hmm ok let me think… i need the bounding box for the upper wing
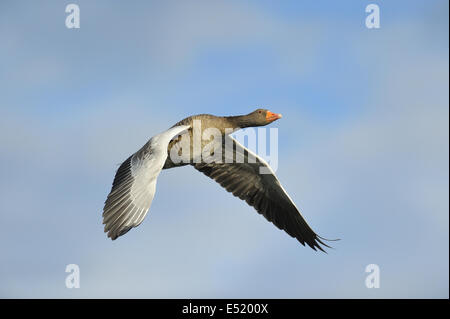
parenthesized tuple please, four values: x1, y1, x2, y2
(193, 135, 331, 251)
(103, 125, 190, 240)
(102, 149, 158, 240)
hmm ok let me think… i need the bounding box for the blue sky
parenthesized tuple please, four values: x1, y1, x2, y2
(0, 0, 448, 298)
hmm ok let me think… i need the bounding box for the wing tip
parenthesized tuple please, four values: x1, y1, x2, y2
(103, 224, 118, 240)
(310, 235, 340, 253)
(103, 218, 135, 241)
(107, 233, 118, 240)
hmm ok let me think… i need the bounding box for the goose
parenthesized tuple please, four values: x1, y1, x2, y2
(103, 109, 333, 251)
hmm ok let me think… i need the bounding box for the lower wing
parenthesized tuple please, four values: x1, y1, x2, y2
(193, 135, 333, 251)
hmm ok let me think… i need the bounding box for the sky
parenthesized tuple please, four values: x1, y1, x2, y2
(0, 0, 448, 298)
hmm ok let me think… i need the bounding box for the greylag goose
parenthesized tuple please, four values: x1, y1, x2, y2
(103, 109, 333, 251)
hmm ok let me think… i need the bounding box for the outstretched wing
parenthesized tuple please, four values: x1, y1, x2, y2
(103, 125, 190, 240)
(102, 150, 158, 240)
(193, 135, 331, 251)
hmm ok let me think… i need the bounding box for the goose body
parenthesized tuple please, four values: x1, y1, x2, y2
(103, 109, 333, 251)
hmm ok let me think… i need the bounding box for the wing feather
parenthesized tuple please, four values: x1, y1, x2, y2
(102, 125, 190, 240)
(193, 135, 332, 251)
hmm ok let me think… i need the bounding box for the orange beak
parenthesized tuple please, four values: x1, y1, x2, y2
(266, 111, 283, 122)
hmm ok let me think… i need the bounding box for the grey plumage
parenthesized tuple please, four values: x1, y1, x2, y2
(103, 125, 190, 240)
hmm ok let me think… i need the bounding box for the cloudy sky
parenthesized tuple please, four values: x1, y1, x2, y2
(0, 0, 448, 298)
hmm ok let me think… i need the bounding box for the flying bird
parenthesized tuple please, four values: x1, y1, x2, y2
(103, 109, 333, 251)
